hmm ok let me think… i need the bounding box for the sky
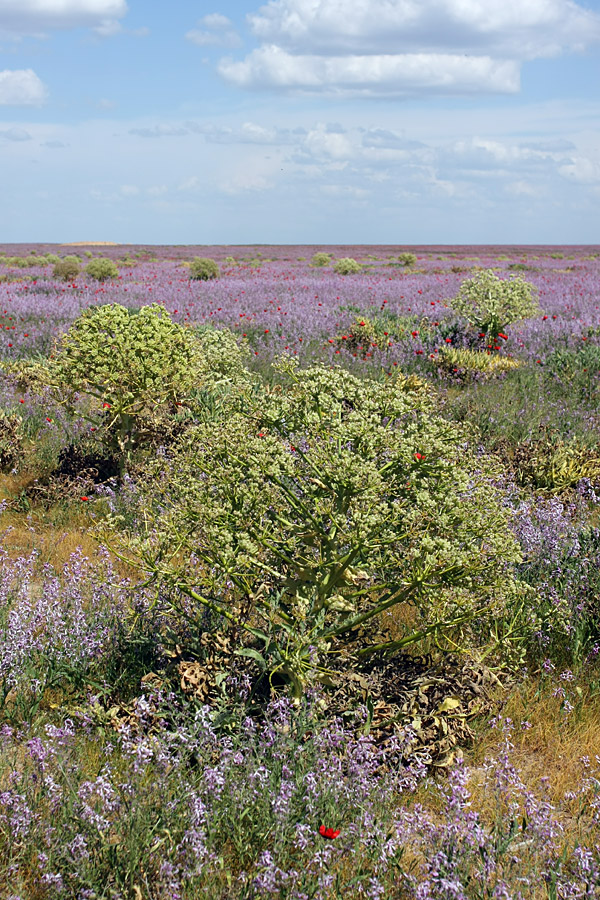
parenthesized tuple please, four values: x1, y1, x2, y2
(0, 0, 599, 245)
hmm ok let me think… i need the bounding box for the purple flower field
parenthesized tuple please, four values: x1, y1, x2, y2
(1, 244, 599, 368)
(0, 244, 599, 898)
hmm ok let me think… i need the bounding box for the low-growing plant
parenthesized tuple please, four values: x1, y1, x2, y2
(333, 257, 362, 275)
(52, 256, 81, 281)
(335, 316, 385, 358)
(436, 348, 523, 380)
(189, 257, 219, 280)
(0, 408, 24, 472)
(449, 269, 541, 347)
(107, 358, 523, 698)
(513, 436, 600, 493)
(84, 257, 119, 281)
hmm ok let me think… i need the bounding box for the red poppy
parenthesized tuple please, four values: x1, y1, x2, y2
(414, 452, 426, 461)
(319, 825, 340, 840)
(80, 496, 89, 502)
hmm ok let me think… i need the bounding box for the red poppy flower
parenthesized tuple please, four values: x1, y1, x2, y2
(80, 496, 89, 502)
(414, 452, 426, 461)
(319, 825, 340, 839)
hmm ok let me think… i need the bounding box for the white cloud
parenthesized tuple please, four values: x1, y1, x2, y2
(220, 172, 272, 194)
(0, 126, 32, 141)
(218, 47, 520, 96)
(186, 28, 241, 47)
(92, 17, 122, 37)
(0, 69, 47, 105)
(248, 0, 600, 57)
(506, 180, 542, 197)
(200, 13, 234, 29)
(186, 12, 240, 47)
(129, 124, 188, 138)
(559, 156, 600, 183)
(0, 0, 128, 36)
(219, 0, 600, 95)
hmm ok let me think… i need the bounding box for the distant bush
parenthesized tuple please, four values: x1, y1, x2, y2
(398, 252, 417, 267)
(333, 257, 362, 275)
(449, 269, 541, 346)
(311, 252, 331, 267)
(85, 258, 119, 281)
(45, 254, 60, 265)
(189, 257, 219, 281)
(53, 257, 80, 281)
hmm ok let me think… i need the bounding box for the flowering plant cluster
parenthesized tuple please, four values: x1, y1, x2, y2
(41, 303, 203, 469)
(108, 356, 522, 697)
(449, 269, 542, 347)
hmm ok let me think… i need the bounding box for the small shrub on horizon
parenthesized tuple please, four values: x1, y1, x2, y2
(189, 257, 219, 281)
(85, 257, 119, 281)
(398, 251, 417, 267)
(311, 252, 332, 267)
(333, 257, 362, 275)
(52, 256, 81, 281)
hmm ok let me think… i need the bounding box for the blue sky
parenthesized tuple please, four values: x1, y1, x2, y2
(1, 0, 599, 244)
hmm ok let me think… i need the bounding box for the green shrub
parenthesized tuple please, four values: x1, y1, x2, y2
(189, 257, 219, 281)
(311, 252, 331, 267)
(449, 269, 541, 345)
(45, 254, 60, 265)
(109, 358, 522, 698)
(333, 257, 362, 275)
(85, 258, 119, 281)
(397, 252, 417, 267)
(53, 257, 81, 281)
(43, 304, 204, 469)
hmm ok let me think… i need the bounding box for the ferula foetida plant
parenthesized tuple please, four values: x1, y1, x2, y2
(450, 269, 541, 345)
(44, 304, 203, 467)
(108, 358, 522, 697)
